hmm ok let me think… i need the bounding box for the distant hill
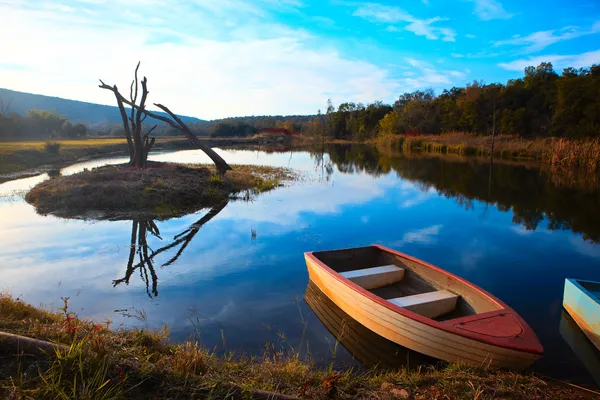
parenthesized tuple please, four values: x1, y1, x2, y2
(0, 88, 205, 125)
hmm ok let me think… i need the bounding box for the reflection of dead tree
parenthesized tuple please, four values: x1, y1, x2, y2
(113, 220, 161, 297)
(113, 202, 228, 297)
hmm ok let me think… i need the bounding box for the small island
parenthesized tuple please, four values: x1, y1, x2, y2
(23, 64, 296, 220)
(25, 162, 294, 220)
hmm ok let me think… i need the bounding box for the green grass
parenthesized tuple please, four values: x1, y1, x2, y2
(0, 295, 597, 400)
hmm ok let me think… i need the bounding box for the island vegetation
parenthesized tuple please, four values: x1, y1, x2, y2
(25, 162, 293, 220)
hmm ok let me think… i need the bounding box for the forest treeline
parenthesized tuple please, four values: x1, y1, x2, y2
(304, 62, 600, 140)
(2, 62, 599, 141)
(0, 102, 312, 140)
(0, 108, 88, 140)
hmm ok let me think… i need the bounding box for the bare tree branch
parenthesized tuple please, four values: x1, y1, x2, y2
(111, 84, 135, 163)
(154, 103, 231, 174)
(129, 62, 140, 138)
(99, 70, 231, 173)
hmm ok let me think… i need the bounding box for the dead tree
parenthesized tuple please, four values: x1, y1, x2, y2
(99, 63, 231, 173)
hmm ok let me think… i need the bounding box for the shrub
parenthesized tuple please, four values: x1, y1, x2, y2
(44, 141, 60, 154)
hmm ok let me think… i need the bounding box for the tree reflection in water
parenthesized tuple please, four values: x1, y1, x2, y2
(309, 144, 600, 243)
(113, 201, 228, 297)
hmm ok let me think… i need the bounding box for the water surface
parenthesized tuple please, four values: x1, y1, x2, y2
(0, 145, 599, 385)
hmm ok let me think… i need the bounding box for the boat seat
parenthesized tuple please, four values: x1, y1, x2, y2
(389, 290, 458, 319)
(340, 265, 405, 290)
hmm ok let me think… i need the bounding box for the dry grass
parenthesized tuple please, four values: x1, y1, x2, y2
(24, 162, 296, 220)
(0, 137, 260, 177)
(375, 133, 548, 160)
(375, 133, 600, 172)
(0, 139, 132, 177)
(542, 138, 600, 172)
(0, 295, 597, 400)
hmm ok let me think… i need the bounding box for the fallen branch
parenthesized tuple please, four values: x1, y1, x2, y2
(0, 331, 68, 356)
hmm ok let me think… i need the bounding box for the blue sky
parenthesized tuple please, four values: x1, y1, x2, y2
(0, 0, 599, 119)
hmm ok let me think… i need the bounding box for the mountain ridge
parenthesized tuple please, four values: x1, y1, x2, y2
(0, 88, 205, 125)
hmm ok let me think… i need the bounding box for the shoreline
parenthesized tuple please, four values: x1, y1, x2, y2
(1, 134, 598, 186)
(1, 294, 598, 399)
(0, 136, 293, 180)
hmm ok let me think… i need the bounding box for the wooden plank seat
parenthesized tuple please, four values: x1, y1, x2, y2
(389, 290, 458, 319)
(340, 265, 405, 290)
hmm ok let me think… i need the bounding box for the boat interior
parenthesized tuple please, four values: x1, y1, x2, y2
(312, 246, 502, 322)
(579, 280, 600, 300)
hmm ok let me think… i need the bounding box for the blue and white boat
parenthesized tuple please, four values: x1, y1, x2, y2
(563, 279, 600, 351)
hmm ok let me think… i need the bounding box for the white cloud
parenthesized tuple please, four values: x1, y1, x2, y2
(405, 57, 430, 68)
(398, 58, 467, 90)
(353, 3, 413, 23)
(0, 1, 399, 119)
(459, 238, 487, 270)
(465, 34, 477, 39)
(469, 0, 512, 21)
(353, 3, 455, 42)
(569, 236, 600, 258)
(494, 22, 600, 53)
(510, 225, 534, 236)
(395, 224, 443, 246)
(498, 49, 600, 71)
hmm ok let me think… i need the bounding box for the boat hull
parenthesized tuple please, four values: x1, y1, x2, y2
(559, 310, 600, 387)
(563, 279, 600, 352)
(305, 250, 540, 369)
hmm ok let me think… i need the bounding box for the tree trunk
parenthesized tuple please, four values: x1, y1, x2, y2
(154, 103, 231, 174)
(99, 63, 231, 173)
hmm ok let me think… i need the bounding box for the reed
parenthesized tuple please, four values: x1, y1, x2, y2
(543, 138, 600, 172)
(375, 133, 600, 175)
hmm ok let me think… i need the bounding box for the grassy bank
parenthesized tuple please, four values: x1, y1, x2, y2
(0, 136, 297, 179)
(374, 133, 600, 173)
(25, 163, 295, 220)
(0, 295, 596, 399)
(0, 138, 132, 178)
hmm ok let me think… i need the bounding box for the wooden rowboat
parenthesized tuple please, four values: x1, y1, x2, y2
(304, 245, 543, 369)
(304, 280, 435, 369)
(563, 278, 600, 352)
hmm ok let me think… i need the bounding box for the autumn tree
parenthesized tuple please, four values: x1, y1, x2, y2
(378, 112, 401, 136)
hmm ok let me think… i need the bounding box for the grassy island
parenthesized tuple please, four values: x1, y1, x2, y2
(24, 162, 295, 220)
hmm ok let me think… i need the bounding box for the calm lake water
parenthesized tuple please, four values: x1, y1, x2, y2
(1, 145, 599, 386)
